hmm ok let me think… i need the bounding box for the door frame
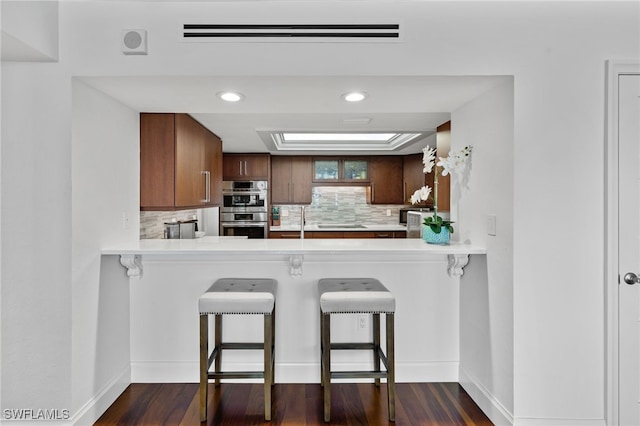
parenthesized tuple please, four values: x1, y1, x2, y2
(605, 60, 640, 426)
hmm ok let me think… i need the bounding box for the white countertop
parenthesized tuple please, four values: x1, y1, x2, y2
(103, 236, 485, 256)
(103, 236, 485, 278)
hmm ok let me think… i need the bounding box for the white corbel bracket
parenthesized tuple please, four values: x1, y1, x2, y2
(120, 254, 143, 278)
(288, 255, 304, 278)
(447, 254, 469, 277)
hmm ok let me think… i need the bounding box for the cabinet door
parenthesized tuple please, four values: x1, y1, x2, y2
(271, 156, 312, 204)
(140, 113, 176, 209)
(223, 154, 244, 180)
(175, 114, 206, 207)
(290, 156, 312, 203)
(368, 157, 404, 204)
(271, 156, 292, 204)
(204, 130, 223, 206)
(309, 231, 343, 238)
(403, 153, 427, 205)
(245, 154, 270, 180)
(269, 231, 301, 239)
(223, 154, 270, 180)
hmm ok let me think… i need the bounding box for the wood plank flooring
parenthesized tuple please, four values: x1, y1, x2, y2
(95, 382, 493, 425)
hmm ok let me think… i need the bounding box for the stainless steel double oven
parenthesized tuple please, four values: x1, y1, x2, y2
(220, 180, 268, 239)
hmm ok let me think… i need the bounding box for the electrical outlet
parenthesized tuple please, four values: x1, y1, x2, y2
(357, 315, 367, 332)
(487, 214, 497, 236)
(386, 209, 391, 216)
(122, 212, 129, 230)
(281, 209, 289, 217)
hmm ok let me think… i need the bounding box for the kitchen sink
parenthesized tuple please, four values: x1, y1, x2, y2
(317, 224, 367, 229)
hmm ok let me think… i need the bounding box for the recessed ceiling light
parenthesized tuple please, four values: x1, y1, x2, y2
(217, 91, 244, 102)
(342, 92, 368, 102)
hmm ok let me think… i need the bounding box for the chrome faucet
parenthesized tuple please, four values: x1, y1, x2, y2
(300, 206, 305, 239)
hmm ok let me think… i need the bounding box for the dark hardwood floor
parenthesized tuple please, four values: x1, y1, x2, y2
(95, 382, 493, 425)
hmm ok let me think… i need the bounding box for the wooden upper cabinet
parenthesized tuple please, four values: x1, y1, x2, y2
(140, 113, 176, 209)
(271, 156, 312, 204)
(403, 153, 427, 205)
(204, 129, 223, 206)
(367, 156, 404, 204)
(140, 113, 223, 210)
(223, 154, 270, 180)
(175, 114, 205, 207)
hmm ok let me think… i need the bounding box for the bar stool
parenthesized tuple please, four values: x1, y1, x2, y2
(199, 278, 277, 422)
(318, 278, 396, 422)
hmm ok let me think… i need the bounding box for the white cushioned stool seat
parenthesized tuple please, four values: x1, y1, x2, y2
(199, 278, 277, 314)
(318, 278, 395, 314)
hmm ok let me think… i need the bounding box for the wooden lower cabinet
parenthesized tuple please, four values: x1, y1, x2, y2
(269, 231, 302, 239)
(270, 230, 406, 239)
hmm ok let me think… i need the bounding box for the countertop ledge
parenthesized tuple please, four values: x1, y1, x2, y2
(103, 237, 485, 279)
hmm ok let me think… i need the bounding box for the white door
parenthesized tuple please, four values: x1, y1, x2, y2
(619, 73, 640, 426)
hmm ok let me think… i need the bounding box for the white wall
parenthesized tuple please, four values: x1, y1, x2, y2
(1, 1, 59, 62)
(0, 1, 638, 425)
(2, 63, 73, 415)
(455, 80, 515, 424)
(71, 80, 138, 421)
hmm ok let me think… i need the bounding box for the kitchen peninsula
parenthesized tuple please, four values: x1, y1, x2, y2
(102, 237, 485, 384)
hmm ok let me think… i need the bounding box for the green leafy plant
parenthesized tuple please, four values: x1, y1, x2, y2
(410, 145, 472, 234)
(423, 214, 454, 234)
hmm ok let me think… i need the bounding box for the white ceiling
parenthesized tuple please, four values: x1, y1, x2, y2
(80, 75, 506, 155)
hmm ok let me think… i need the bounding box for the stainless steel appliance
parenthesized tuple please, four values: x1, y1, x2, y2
(220, 180, 268, 239)
(399, 207, 431, 225)
(164, 222, 180, 239)
(164, 220, 197, 239)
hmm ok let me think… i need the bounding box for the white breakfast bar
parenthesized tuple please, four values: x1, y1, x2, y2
(102, 237, 486, 384)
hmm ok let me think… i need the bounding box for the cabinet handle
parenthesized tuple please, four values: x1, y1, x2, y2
(239, 161, 243, 176)
(202, 171, 211, 203)
(243, 161, 248, 176)
(371, 183, 375, 202)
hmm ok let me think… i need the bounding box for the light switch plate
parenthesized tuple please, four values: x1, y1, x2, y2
(487, 214, 497, 236)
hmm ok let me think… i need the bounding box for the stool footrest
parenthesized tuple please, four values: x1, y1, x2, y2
(331, 371, 389, 380)
(331, 343, 377, 350)
(208, 371, 265, 380)
(219, 342, 265, 350)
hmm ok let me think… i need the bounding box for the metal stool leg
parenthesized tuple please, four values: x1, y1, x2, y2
(386, 313, 396, 422)
(373, 313, 381, 387)
(199, 315, 208, 422)
(214, 314, 222, 387)
(272, 303, 276, 387)
(322, 313, 331, 422)
(264, 313, 273, 421)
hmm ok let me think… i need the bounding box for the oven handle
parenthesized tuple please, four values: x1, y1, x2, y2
(221, 222, 267, 228)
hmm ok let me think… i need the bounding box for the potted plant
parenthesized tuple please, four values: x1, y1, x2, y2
(410, 145, 472, 244)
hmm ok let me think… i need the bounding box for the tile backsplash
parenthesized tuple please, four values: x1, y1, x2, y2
(275, 186, 403, 227)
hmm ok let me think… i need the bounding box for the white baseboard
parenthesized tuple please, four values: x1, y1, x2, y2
(71, 366, 131, 426)
(132, 360, 459, 383)
(459, 367, 513, 426)
(513, 418, 605, 426)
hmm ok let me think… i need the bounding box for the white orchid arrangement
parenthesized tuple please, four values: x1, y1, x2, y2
(411, 145, 473, 234)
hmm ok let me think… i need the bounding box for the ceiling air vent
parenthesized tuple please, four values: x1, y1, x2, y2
(181, 24, 400, 42)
